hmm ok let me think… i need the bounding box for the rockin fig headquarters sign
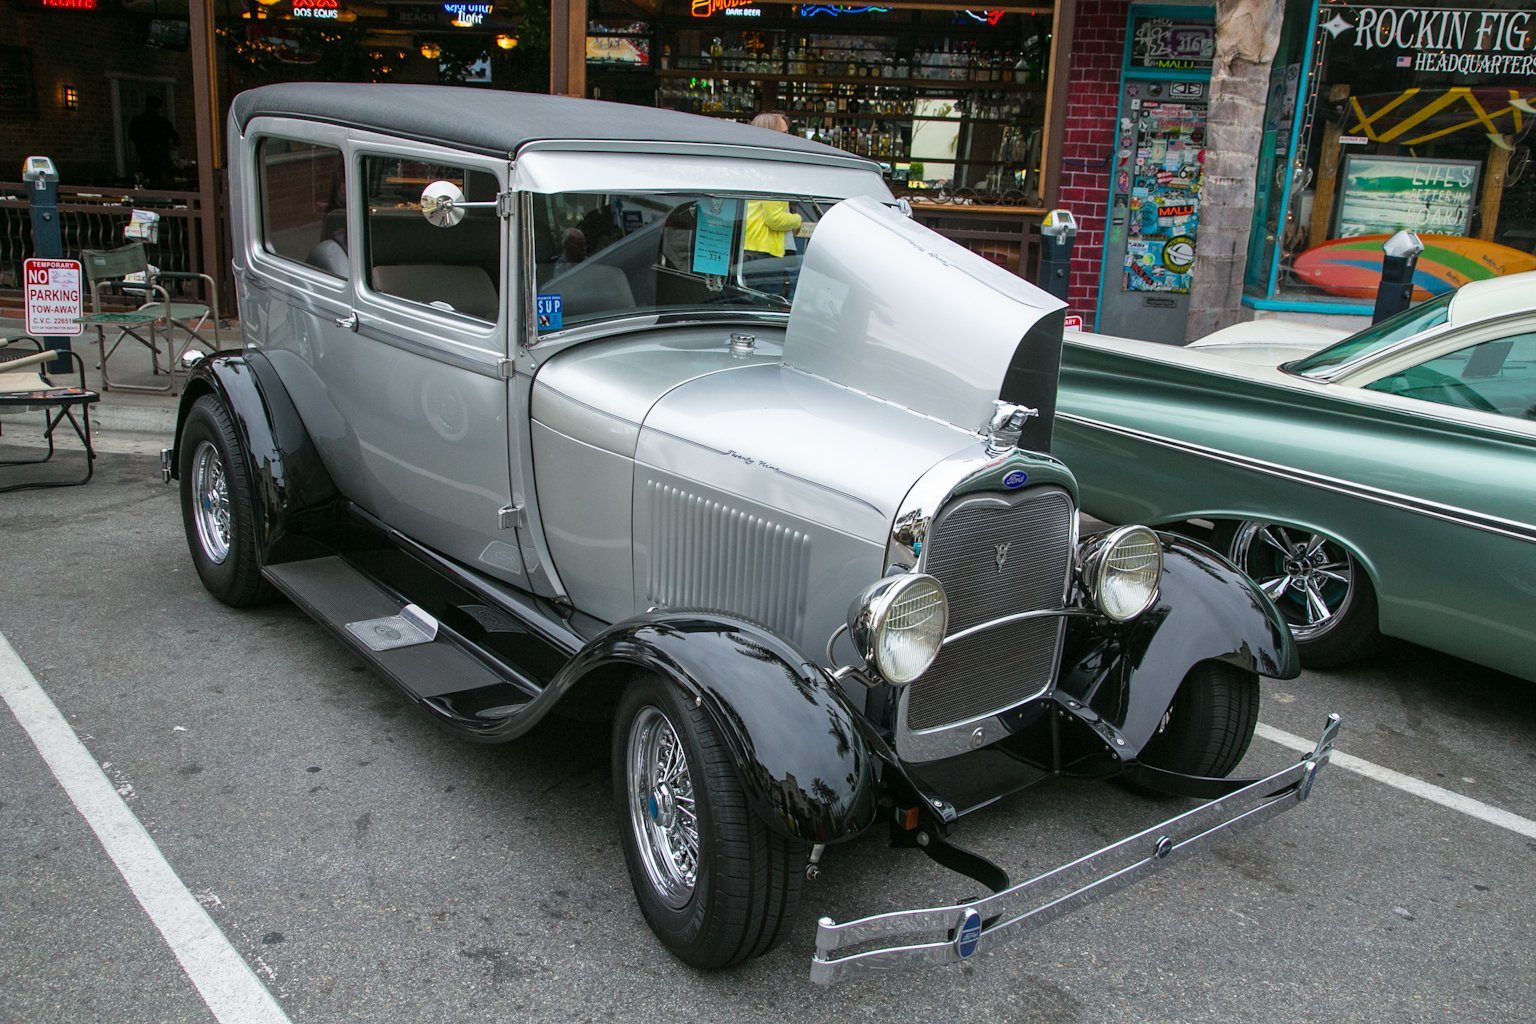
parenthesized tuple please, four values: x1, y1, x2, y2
(23, 258, 83, 337)
(1320, 3, 1536, 75)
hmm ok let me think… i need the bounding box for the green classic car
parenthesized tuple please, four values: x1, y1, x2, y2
(1056, 272, 1536, 679)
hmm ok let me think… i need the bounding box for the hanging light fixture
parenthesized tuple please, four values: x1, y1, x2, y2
(419, 41, 442, 59)
(495, 33, 518, 49)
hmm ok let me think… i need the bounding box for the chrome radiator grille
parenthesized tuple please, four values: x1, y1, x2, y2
(903, 487, 1075, 733)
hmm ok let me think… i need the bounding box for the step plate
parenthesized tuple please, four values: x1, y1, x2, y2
(264, 556, 504, 700)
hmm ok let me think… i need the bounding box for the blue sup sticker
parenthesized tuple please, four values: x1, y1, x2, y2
(536, 294, 563, 331)
(1002, 469, 1028, 489)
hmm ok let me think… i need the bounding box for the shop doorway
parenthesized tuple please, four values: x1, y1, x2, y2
(109, 75, 179, 186)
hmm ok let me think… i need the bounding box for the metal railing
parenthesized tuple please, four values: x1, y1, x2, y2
(0, 183, 212, 305)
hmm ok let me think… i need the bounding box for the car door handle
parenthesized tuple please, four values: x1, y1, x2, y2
(334, 312, 359, 331)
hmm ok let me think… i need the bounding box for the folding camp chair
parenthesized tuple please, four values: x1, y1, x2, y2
(0, 336, 99, 493)
(78, 241, 221, 394)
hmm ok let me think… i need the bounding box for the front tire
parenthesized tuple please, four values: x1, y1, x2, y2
(1138, 661, 1259, 778)
(613, 675, 805, 969)
(1221, 520, 1379, 668)
(178, 394, 274, 607)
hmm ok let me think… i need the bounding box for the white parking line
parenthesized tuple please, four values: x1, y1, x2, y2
(1257, 722, 1536, 840)
(0, 632, 292, 1024)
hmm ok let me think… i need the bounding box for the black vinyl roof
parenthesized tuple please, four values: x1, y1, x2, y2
(231, 83, 863, 164)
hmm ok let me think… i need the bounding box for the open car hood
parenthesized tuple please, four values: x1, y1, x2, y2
(783, 196, 1065, 435)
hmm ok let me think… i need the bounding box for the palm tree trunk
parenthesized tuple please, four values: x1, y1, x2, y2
(1184, 0, 1284, 341)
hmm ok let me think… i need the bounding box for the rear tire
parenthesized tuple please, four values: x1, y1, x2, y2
(178, 394, 275, 607)
(1138, 661, 1259, 778)
(613, 674, 805, 969)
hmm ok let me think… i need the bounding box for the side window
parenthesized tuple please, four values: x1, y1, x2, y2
(256, 138, 347, 277)
(1365, 331, 1536, 420)
(361, 156, 501, 323)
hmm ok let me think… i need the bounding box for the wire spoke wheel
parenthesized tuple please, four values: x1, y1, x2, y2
(190, 440, 231, 565)
(177, 394, 275, 607)
(612, 675, 806, 969)
(626, 706, 700, 909)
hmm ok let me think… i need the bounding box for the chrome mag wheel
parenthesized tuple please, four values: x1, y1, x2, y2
(626, 705, 699, 909)
(1229, 521, 1353, 641)
(190, 439, 231, 565)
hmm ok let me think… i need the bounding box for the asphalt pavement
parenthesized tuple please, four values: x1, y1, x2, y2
(2, 337, 1534, 1023)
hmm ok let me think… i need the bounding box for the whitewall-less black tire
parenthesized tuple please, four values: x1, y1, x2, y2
(613, 674, 806, 969)
(178, 395, 275, 608)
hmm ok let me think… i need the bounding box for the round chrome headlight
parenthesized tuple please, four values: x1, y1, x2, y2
(1085, 526, 1162, 622)
(847, 573, 949, 685)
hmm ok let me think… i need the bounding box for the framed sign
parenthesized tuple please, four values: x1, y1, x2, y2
(1335, 154, 1480, 237)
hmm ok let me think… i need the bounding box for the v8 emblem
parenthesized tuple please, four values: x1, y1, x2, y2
(994, 542, 1010, 573)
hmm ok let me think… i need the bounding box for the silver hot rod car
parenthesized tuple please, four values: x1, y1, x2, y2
(165, 83, 1337, 981)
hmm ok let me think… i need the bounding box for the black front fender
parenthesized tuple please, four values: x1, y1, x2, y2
(172, 352, 339, 563)
(1061, 534, 1297, 754)
(562, 613, 880, 846)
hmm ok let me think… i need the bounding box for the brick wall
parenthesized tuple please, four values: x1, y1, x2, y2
(1, 5, 195, 184)
(1058, 0, 1129, 320)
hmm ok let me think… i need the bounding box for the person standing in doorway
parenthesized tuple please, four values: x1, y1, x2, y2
(129, 95, 180, 189)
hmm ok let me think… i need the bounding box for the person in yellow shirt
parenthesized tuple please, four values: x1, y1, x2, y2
(744, 112, 803, 259)
(744, 112, 804, 296)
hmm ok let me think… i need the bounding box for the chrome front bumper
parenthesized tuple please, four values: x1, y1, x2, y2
(809, 714, 1341, 983)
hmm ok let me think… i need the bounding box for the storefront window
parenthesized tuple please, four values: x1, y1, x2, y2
(1253, 0, 1536, 308)
(588, 0, 1054, 197)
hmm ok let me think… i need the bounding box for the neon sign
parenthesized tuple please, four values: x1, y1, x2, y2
(794, 5, 892, 16)
(443, 1, 491, 25)
(39, 0, 98, 9)
(692, 0, 756, 16)
(962, 10, 1006, 25)
(293, 0, 339, 19)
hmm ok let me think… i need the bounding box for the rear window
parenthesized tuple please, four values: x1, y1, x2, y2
(256, 138, 346, 274)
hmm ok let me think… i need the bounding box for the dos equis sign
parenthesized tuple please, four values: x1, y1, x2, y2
(1320, 3, 1536, 75)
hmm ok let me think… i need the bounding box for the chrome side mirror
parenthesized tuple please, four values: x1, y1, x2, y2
(419, 180, 500, 228)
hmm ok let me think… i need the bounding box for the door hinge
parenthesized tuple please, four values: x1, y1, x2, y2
(498, 504, 524, 530)
(496, 191, 515, 219)
(497, 357, 514, 379)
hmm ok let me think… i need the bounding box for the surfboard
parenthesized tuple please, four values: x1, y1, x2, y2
(1291, 234, 1536, 301)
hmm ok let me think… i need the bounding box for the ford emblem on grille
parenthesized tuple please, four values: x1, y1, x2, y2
(994, 542, 1010, 573)
(1002, 469, 1028, 488)
(954, 907, 983, 959)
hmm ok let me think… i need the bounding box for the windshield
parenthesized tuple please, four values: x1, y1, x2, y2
(1287, 292, 1454, 378)
(530, 190, 829, 333)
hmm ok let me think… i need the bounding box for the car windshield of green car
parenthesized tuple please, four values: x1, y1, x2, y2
(1286, 291, 1454, 378)
(530, 190, 827, 333)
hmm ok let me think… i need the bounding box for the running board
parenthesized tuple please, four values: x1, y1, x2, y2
(264, 556, 535, 733)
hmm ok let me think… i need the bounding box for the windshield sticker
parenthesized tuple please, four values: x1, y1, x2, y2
(536, 294, 563, 331)
(692, 198, 740, 276)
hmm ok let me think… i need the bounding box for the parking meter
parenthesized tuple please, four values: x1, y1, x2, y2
(23, 156, 62, 258)
(1039, 209, 1078, 303)
(1372, 229, 1423, 324)
(23, 156, 73, 372)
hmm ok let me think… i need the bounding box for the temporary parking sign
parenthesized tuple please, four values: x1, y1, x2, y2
(23, 258, 84, 337)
